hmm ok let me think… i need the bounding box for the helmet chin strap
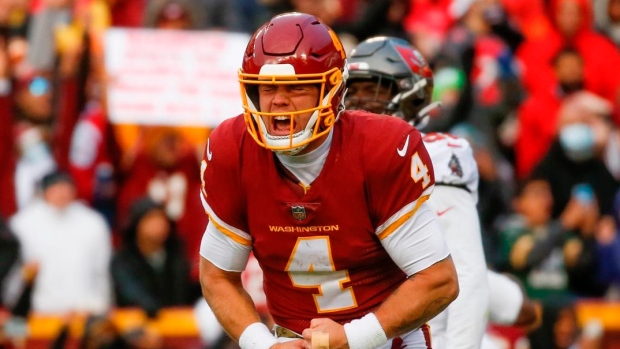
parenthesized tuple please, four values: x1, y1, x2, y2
(414, 101, 442, 128)
(384, 76, 442, 128)
(273, 143, 308, 156)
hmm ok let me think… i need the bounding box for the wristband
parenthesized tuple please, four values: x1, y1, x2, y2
(344, 313, 388, 349)
(239, 322, 278, 349)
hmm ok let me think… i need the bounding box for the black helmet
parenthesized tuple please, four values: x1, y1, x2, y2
(346, 36, 439, 125)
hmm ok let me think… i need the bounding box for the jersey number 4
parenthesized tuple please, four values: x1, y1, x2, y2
(286, 236, 357, 313)
(411, 152, 431, 189)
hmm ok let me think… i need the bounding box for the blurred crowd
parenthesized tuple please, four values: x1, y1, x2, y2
(0, 0, 619, 348)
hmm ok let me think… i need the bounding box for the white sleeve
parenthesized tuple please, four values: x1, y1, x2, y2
(200, 221, 252, 272)
(487, 270, 523, 325)
(427, 185, 489, 349)
(423, 135, 479, 203)
(379, 201, 451, 276)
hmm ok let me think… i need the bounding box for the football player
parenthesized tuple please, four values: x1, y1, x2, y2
(345, 36, 490, 349)
(199, 13, 459, 349)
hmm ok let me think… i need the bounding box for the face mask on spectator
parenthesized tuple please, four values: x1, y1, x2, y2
(559, 123, 595, 162)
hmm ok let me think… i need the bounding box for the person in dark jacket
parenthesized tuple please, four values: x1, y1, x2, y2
(111, 197, 193, 318)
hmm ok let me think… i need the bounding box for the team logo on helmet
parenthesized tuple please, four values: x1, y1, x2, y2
(448, 153, 463, 178)
(291, 205, 307, 221)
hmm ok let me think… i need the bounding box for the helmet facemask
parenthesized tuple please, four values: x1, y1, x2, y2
(387, 77, 441, 127)
(345, 75, 397, 115)
(239, 64, 345, 155)
(345, 36, 440, 128)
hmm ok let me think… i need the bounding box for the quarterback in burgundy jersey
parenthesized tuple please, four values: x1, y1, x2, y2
(346, 37, 490, 349)
(199, 12, 458, 349)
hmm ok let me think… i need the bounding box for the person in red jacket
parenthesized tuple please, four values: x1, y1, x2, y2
(515, 47, 585, 178)
(516, 0, 620, 125)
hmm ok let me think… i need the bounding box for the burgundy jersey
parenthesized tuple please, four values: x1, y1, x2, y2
(201, 110, 435, 333)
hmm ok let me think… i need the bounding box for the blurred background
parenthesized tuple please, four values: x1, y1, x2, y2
(0, 0, 619, 348)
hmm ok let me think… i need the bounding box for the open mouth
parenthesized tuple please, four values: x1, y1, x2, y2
(271, 115, 296, 136)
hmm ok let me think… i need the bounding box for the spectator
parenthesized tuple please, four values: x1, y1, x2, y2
(26, 0, 72, 71)
(108, 0, 148, 28)
(497, 0, 552, 41)
(13, 123, 57, 210)
(339, 0, 411, 43)
(436, 0, 523, 162)
(404, 0, 453, 63)
(287, 0, 343, 28)
(516, 0, 620, 122)
(595, 189, 620, 299)
(0, 42, 85, 218)
(515, 47, 585, 179)
(0, 219, 37, 346)
(197, 0, 245, 31)
(531, 91, 619, 218)
(143, 0, 204, 30)
(8, 171, 112, 314)
(497, 176, 605, 304)
(116, 126, 206, 281)
(68, 101, 121, 226)
(111, 197, 194, 318)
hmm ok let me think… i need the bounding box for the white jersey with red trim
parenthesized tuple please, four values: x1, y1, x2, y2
(422, 132, 479, 203)
(423, 132, 489, 349)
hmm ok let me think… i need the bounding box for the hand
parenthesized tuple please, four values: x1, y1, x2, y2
(580, 200, 600, 237)
(560, 198, 585, 231)
(272, 339, 311, 349)
(302, 318, 347, 349)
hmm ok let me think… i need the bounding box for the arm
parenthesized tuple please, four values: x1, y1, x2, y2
(304, 203, 459, 349)
(508, 220, 568, 271)
(487, 270, 542, 331)
(199, 221, 306, 349)
(376, 202, 459, 338)
(524, 220, 566, 268)
(374, 256, 458, 337)
(199, 257, 263, 340)
(304, 258, 457, 349)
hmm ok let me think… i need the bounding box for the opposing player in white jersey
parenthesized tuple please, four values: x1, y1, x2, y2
(345, 36, 490, 349)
